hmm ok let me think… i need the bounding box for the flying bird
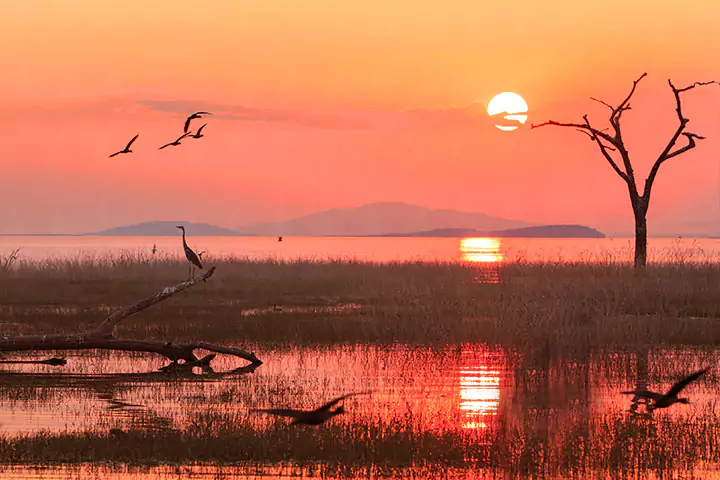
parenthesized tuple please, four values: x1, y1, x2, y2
(190, 123, 207, 139)
(620, 387, 664, 404)
(184, 111, 212, 133)
(646, 368, 709, 411)
(159, 132, 191, 150)
(250, 391, 372, 426)
(176, 225, 203, 279)
(109, 134, 139, 158)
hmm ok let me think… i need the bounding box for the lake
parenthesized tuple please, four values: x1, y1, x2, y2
(2, 235, 720, 263)
(0, 345, 717, 478)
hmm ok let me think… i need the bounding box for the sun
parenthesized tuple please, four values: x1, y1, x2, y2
(487, 92, 528, 131)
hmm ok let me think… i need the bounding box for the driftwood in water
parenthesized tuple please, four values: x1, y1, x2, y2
(0, 267, 262, 368)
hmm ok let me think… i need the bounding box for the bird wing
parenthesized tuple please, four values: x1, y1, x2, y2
(316, 391, 373, 411)
(125, 134, 139, 149)
(177, 132, 192, 142)
(250, 408, 304, 419)
(195, 111, 212, 115)
(184, 116, 193, 133)
(196, 123, 207, 135)
(159, 142, 172, 150)
(109, 151, 121, 158)
(666, 368, 709, 397)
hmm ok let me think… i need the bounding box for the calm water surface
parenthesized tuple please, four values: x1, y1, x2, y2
(0, 345, 717, 478)
(2, 235, 720, 263)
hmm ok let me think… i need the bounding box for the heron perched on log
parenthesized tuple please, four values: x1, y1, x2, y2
(250, 391, 372, 426)
(176, 225, 203, 279)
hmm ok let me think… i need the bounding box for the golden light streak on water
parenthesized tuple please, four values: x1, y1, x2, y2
(458, 365, 501, 430)
(459, 237, 504, 264)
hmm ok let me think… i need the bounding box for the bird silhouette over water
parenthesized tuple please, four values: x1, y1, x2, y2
(278, 236, 283, 242)
(176, 225, 203, 279)
(190, 123, 207, 139)
(623, 368, 709, 413)
(184, 112, 212, 133)
(109, 134, 139, 158)
(159, 132, 191, 150)
(621, 387, 664, 404)
(645, 368, 709, 412)
(250, 391, 372, 425)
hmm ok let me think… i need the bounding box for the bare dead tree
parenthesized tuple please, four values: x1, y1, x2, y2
(0, 267, 263, 369)
(532, 73, 719, 268)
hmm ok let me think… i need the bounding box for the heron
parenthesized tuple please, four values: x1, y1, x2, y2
(176, 225, 203, 279)
(109, 134, 139, 158)
(159, 132, 191, 150)
(184, 111, 212, 133)
(190, 123, 207, 139)
(250, 391, 372, 426)
(646, 368, 709, 412)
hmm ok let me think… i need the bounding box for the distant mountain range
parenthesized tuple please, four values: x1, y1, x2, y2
(383, 225, 605, 238)
(85, 203, 605, 238)
(90, 221, 254, 236)
(238, 202, 531, 236)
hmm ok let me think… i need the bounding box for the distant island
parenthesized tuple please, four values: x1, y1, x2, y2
(88, 221, 254, 237)
(382, 225, 605, 238)
(239, 202, 530, 236)
(84, 215, 603, 239)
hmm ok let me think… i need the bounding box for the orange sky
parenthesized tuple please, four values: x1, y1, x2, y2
(1, 0, 720, 235)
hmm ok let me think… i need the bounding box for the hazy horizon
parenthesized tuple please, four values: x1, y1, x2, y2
(2, 2, 720, 236)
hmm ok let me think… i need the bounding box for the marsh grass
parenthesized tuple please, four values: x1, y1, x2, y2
(0, 255, 719, 350)
(1, 409, 718, 478)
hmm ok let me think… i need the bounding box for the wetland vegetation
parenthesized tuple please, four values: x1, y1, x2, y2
(0, 254, 718, 478)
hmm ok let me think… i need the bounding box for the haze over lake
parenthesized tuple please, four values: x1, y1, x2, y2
(2, 235, 719, 264)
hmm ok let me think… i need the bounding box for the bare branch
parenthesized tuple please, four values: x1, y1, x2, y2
(590, 97, 614, 110)
(0, 266, 263, 369)
(643, 79, 719, 199)
(612, 72, 647, 125)
(676, 80, 720, 92)
(582, 115, 628, 182)
(531, 120, 618, 146)
(94, 267, 216, 336)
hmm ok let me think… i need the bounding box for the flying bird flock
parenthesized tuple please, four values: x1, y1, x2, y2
(108, 111, 211, 158)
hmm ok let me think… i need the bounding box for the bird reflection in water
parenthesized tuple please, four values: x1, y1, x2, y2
(459, 365, 501, 429)
(459, 238, 503, 283)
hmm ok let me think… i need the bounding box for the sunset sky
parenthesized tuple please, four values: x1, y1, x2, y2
(2, 0, 720, 235)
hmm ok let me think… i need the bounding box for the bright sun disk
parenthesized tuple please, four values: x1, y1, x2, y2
(487, 92, 529, 131)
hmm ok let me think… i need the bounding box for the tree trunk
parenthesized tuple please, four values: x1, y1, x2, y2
(634, 207, 648, 268)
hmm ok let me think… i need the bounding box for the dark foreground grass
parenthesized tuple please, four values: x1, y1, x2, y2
(0, 255, 719, 350)
(0, 411, 717, 478)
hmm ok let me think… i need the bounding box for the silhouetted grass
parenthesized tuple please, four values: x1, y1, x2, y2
(0, 255, 719, 350)
(0, 410, 718, 478)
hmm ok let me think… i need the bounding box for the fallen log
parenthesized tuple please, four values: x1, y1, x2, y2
(0, 267, 262, 368)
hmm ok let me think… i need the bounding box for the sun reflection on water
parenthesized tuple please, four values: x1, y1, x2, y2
(459, 238, 503, 264)
(459, 365, 501, 430)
